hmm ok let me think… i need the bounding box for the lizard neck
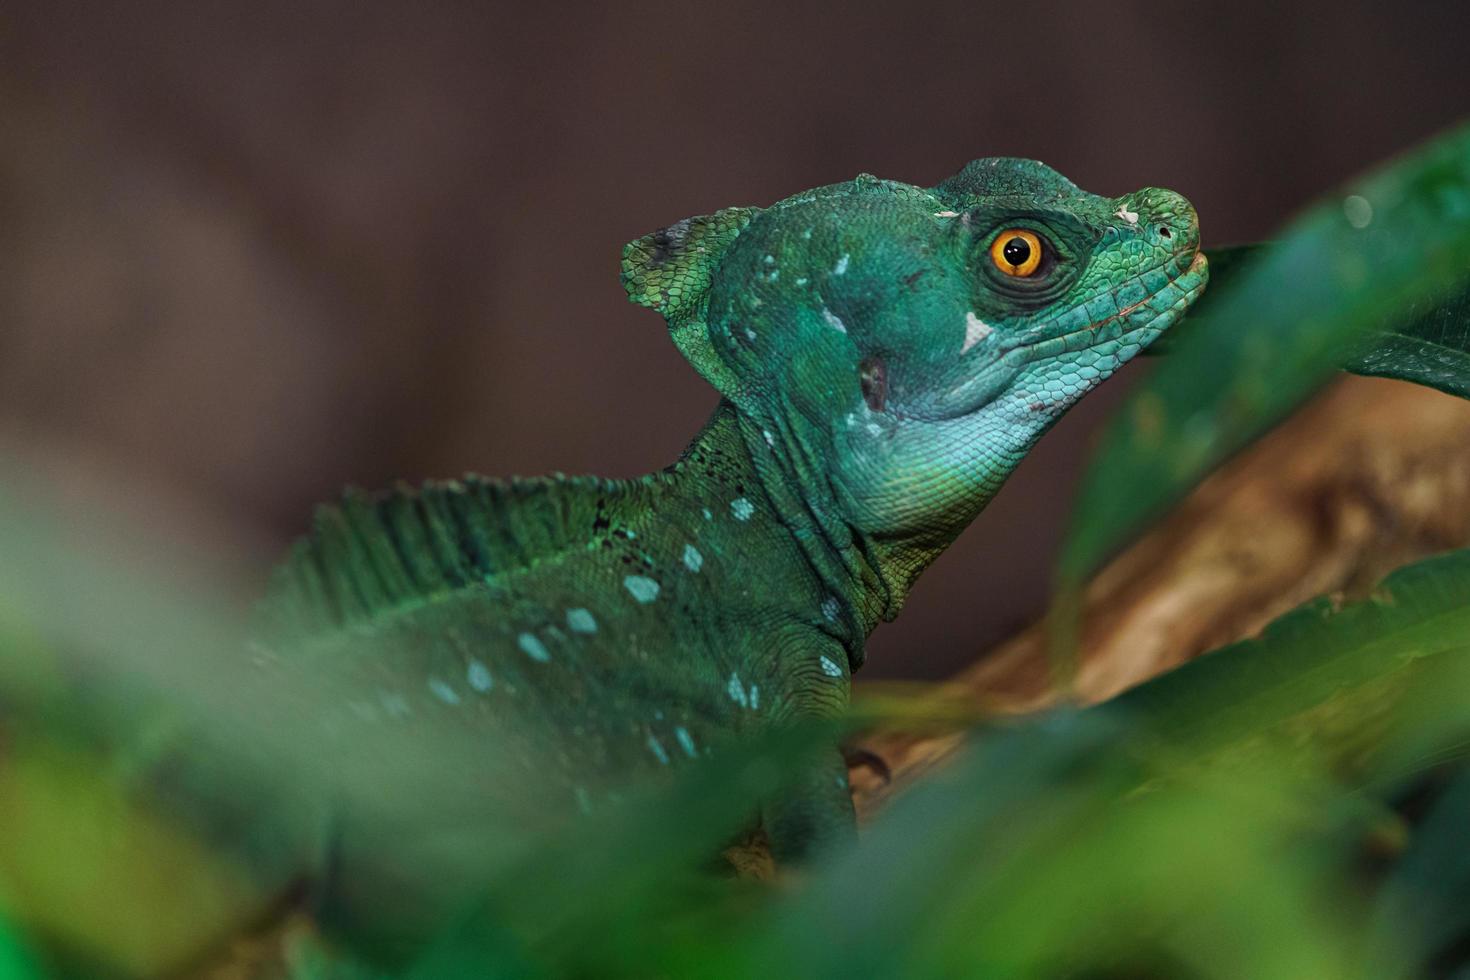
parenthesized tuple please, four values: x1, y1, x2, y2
(672, 401, 892, 669)
(718, 399, 1038, 656)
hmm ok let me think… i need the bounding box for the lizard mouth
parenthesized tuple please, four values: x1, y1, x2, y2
(918, 249, 1208, 421)
(1008, 249, 1208, 361)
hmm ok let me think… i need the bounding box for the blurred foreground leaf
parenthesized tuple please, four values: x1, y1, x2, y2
(1157, 244, 1470, 401)
(403, 722, 843, 979)
(348, 543, 1469, 980)
(1346, 276, 1470, 398)
(719, 548, 1470, 979)
(1061, 119, 1470, 585)
(1109, 547, 1470, 773)
(0, 479, 854, 975)
(0, 913, 41, 980)
(0, 740, 258, 978)
(755, 716, 1355, 979)
(1368, 769, 1470, 979)
(10, 471, 1470, 977)
(0, 480, 716, 973)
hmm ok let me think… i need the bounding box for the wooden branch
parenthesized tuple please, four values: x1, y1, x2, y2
(851, 376, 1470, 815)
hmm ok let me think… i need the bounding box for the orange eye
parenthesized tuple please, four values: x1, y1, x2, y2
(989, 229, 1043, 277)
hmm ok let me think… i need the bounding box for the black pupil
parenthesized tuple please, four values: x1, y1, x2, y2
(1002, 236, 1032, 267)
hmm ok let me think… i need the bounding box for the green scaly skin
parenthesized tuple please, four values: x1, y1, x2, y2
(246, 158, 1205, 953)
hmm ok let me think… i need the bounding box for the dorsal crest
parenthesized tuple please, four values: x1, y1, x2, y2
(257, 475, 620, 642)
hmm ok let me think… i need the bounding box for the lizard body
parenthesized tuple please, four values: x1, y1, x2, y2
(247, 157, 1205, 950)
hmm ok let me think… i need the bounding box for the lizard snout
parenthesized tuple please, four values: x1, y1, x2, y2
(1116, 187, 1200, 255)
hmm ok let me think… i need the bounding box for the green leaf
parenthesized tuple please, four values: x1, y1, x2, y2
(1059, 120, 1470, 586)
(1345, 277, 1470, 398)
(403, 723, 840, 979)
(0, 739, 261, 978)
(1110, 547, 1470, 774)
(11, 467, 1470, 978)
(1153, 245, 1470, 401)
(1367, 769, 1470, 978)
(0, 912, 42, 980)
(732, 549, 1470, 980)
(742, 716, 1356, 979)
(1142, 244, 1266, 356)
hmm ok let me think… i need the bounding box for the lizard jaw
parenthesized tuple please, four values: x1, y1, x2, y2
(1013, 249, 1209, 362)
(916, 249, 1208, 422)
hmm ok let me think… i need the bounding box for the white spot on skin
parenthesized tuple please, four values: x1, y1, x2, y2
(1343, 194, 1373, 229)
(865, 422, 882, 436)
(794, 276, 808, 286)
(674, 726, 697, 757)
(624, 575, 661, 603)
(748, 685, 760, 710)
(731, 498, 755, 521)
(467, 660, 494, 692)
(428, 677, 460, 705)
(1116, 205, 1139, 224)
(379, 691, 411, 718)
(647, 734, 670, 765)
(763, 429, 776, 446)
(821, 596, 841, 622)
(933, 210, 959, 218)
(727, 672, 748, 707)
(821, 307, 847, 333)
(566, 608, 598, 634)
(348, 700, 378, 723)
(518, 632, 551, 662)
(833, 253, 850, 275)
(961, 311, 994, 354)
(763, 254, 775, 265)
(819, 655, 844, 678)
(745, 327, 757, 341)
(682, 544, 704, 572)
(701, 508, 712, 521)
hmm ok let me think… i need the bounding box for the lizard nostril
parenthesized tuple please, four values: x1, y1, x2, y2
(1157, 225, 1172, 240)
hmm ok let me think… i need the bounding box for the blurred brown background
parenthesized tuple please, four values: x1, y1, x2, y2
(2, 3, 1468, 679)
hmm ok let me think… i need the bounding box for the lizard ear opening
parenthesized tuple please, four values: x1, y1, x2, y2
(621, 206, 758, 398)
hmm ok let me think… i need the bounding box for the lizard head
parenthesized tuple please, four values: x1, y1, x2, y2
(623, 158, 1207, 550)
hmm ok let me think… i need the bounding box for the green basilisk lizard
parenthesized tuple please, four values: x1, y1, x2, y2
(240, 156, 1206, 955)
